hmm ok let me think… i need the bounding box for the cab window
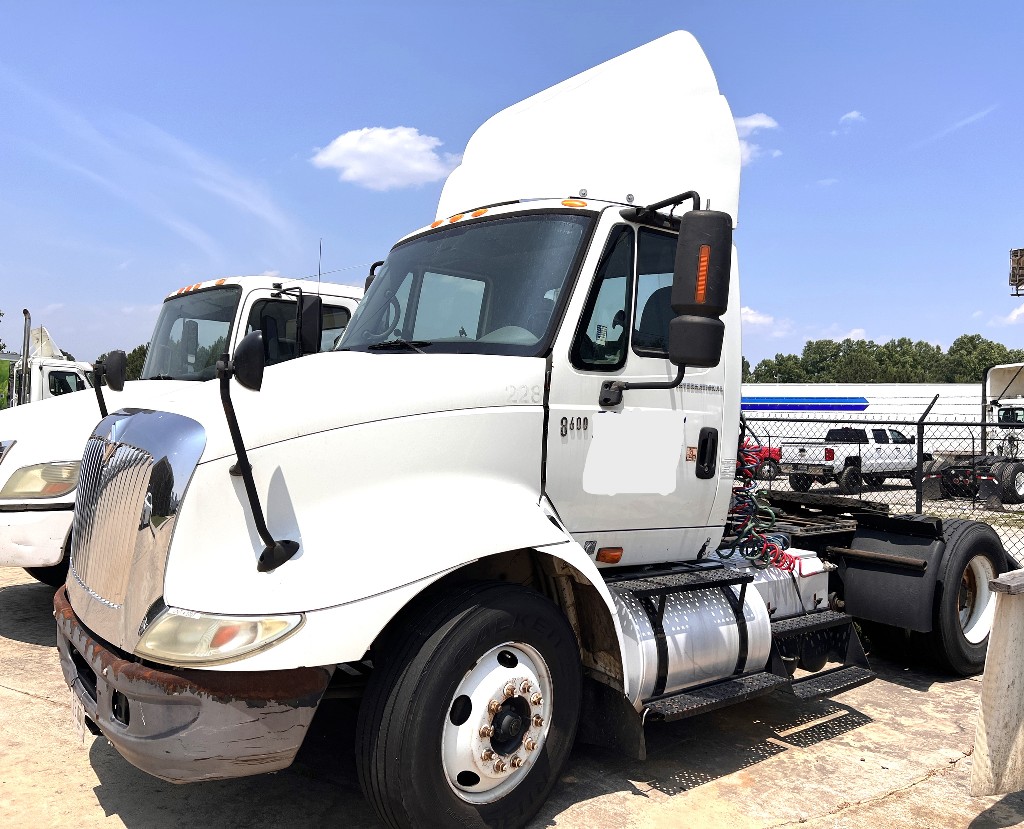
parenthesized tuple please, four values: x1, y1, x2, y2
(632, 228, 677, 357)
(48, 370, 86, 396)
(571, 226, 633, 371)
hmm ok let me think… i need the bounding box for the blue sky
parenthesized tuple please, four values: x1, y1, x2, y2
(1, 2, 1022, 367)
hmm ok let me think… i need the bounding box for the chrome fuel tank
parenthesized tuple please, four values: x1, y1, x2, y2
(611, 582, 773, 708)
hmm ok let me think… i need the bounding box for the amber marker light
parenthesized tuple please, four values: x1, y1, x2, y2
(561, 199, 588, 208)
(695, 244, 710, 304)
(448, 213, 465, 223)
(596, 547, 623, 564)
(471, 208, 488, 217)
(430, 220, 444, 228)
(215, 278, 226, 285)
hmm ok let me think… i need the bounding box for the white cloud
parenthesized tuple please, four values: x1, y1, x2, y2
(972, 310, 984, 319)
(311, 126, 461, 191)
(839, 328, 867, 341)
(741, 306, 774, 325)
(913, 105, 998, 148)
(817, 178, 839, 187)
(839, 110, 865, 124)
(733, 113, 780, 166)
(997, 304, 1024, 325)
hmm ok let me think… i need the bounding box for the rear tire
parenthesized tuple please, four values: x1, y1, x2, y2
(837, 466, 862, 495)
(789, 474, 812, 492)
(929, 519, 1005, 675)
(356, 582, 581, 829)
(756, 459, 781, 481)
(999, 461, 1024, 504)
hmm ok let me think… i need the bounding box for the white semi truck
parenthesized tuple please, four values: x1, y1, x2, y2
(0, 275, 361, 586)
(1, 312, 94, 408)
(53, 33, 1007, 828)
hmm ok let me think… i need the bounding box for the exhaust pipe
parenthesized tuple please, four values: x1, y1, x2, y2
(20, 309, 30, 405)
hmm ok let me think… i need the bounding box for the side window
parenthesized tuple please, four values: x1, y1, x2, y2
(321, 304, 352, 351)
(632, 228, 677, 356)
(571, 226, 634, 371)
(413, 272, 486, 340)
(890, 429, 911, 444)
(48, 370, 79, 396)
(871, 428, 890, 444)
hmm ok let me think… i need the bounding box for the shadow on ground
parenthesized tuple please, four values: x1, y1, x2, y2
(0, 580, 59, 647)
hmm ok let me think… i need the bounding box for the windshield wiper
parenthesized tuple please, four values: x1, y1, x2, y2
(366, 339, 431, 353)
(146, 374, 178, 380)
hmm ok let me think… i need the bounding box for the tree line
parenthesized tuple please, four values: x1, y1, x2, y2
(744, 334, 1024, 385)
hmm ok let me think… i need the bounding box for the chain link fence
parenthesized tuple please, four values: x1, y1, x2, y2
(743, 410, 1024, 566)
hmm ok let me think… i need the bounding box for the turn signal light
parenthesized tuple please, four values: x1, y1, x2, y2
(695, 245, 710, 303)
(596, 547, 623, 564)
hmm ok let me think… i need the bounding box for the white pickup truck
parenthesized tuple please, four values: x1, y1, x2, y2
(782, 425, 921, 494)
(0, 275, 361, 586)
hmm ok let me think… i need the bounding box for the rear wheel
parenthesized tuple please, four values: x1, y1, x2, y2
(930, 519, 1005, 675)
(789, 474, 812, 492)
(755, 459, 781, 481)
(837, 466, 862, 495)
(999, 461, 1024, 504)
(356, 582, 581, 829)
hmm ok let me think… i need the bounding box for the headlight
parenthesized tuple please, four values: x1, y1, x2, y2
(135, 607, 303, 665)
(0, 461, 80, 499)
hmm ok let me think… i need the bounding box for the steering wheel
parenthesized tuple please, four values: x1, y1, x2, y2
(370, 295, 402, 338)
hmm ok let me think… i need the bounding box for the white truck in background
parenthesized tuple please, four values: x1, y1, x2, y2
(1, 312, 94, 408)
(0, 275, 361, 586)
(52, 33, 1008, 829)
(781, 424, 921, 494)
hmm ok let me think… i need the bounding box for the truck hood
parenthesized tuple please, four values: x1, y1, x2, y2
(0, 380, 191, 493)
(118, 351, 548, 465)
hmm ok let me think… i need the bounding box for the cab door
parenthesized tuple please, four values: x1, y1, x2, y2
(545, 222, 729, 567)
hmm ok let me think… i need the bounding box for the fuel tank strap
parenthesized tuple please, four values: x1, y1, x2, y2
(719, 583, 749, 675)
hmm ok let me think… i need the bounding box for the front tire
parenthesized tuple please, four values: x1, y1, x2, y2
(930, 519, 1005, 675)
(356, 582, 581, 829)
(999, 461, 1024, 504)
(837, 466, 862, 495)
(24, 557, 70, 587)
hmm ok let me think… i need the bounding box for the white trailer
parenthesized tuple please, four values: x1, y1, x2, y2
(742, 382, 980, 420)
(51, 33, 1007, 829)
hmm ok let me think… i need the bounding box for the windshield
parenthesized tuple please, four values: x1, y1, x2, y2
(141, 286, 242, 380)
(339, 211, 594, 355)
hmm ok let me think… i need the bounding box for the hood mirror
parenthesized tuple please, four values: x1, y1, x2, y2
(233, 331, 266, 391)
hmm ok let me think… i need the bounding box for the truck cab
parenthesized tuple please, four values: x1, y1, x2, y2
(0, 275, 361, 585)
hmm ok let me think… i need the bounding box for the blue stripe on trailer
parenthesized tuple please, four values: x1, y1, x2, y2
(741, 396, 870, 412)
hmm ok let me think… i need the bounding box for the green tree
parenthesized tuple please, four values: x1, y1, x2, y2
(801, 339, 843, 381)
(833, 339, 881, 382)
(125, 343, 149, 381)
(944, 335, 1012, 383)
(741, 356, 751, 382)
(750, 353, 807, 382)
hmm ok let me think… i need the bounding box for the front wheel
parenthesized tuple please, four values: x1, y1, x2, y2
(24, 557, 70, 587)
(930, 519, 1005, 675)
(837, 466, 862, 495)
(356, 582, 581, 829)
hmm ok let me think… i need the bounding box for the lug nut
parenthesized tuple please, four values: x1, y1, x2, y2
(524, 737, 537, 751)
(479, 725, 494, 738)
(487, 699, 501, 715)
(504, 683, 517, 698)
(493, 759, 507, 773)
(520, 680, 532, 694)
(510, 755, 524, 769)
(530, 693, 543, 706)
(481, 749, 494, 761)
(532, 715, 544, 728)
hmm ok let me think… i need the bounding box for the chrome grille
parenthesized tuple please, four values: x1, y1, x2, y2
(71, 438, 154, 608)
(66, 409, 206, 651)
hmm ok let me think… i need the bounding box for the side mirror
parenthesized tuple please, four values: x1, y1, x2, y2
(365, 260, 385, 292)
(298, 294, 323, 356)
(669, 210, 733, 367)
(233, 331, 266, 391)
(105, 350, 127, 392)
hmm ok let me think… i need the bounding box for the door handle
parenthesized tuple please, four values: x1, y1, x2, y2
(696, 427, 718, 480)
